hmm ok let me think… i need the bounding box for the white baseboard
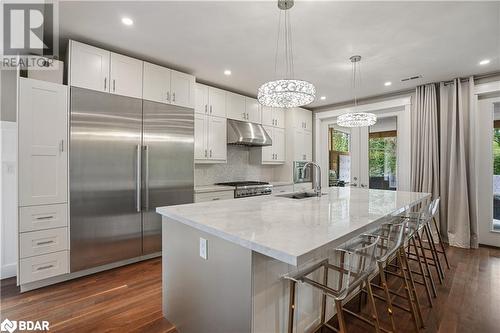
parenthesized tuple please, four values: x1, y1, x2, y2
(1, 263, 17, 279)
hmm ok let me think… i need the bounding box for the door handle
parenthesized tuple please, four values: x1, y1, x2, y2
(104, 77, 107, 91)
(144, 145, 150, 210)
(113, 79, 116, 92)
(136, 144, 141, 213)
(210, 105, 213, 114)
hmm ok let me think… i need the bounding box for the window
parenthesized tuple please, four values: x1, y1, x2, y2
(328, 127, 350, 187)
(369, 117, 397, 190)
(493, 119, 500, 231)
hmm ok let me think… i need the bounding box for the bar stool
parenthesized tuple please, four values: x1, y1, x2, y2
(361, 219, 424, 333)
(284, 234, 381, 333)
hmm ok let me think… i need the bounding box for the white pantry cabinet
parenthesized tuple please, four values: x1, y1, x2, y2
(195, 84, 226, 117)
(292, 107, 312, 132)
(143, 62, 195, 108)
(69, 41, 110, 93)
(18, 78, 68, 206)
(262, 106, 285, 128)
(195, 114, 227, 163)
(292, 128, 313, 161)
(109, 52, 143, 99)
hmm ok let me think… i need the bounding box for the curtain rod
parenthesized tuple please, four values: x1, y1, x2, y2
(442, 71, 500, 86)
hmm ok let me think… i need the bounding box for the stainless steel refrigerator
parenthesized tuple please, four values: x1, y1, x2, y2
(69, 87, 194, 272)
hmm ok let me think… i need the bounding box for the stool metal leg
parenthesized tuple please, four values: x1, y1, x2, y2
(366, 278, 382, 333)
(424, 223, 444, 282)
(288, 280, 296, 333)
(411, 236, 434, 305)
(335, 299, 348, 333)
(377, 261, 397, 332)
(402, 246, 424, 329)
(416, 231, 437, 296)
(432, 217, 450, 269)
(321, 265, 329, 325)
(398, 248, 420, 333)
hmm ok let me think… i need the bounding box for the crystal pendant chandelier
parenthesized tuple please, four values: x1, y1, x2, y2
(337, 56, 377, 127)
(257, 0, 315, 108)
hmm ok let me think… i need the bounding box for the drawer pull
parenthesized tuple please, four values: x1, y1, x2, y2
(37, 264, 54, 271)
(36, 240, 55, 246)
(212, 198, 220, 201)
(36, 216, 54, 220)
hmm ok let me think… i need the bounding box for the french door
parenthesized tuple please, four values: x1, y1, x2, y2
(477, 96, 500, 247)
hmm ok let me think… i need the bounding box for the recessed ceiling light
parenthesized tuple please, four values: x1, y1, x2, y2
(479, 59, 490, 65)
(224, 69, 232, 76)
(121, 17, 134, 26)
(320, 96, 326, 100)
(384, 81, 392, 86)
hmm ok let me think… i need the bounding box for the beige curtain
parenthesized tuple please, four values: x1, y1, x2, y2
(411, 84, 440, 202)
(439, 77, 478, 248)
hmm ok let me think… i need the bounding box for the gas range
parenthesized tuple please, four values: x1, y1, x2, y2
(215, 181, 273, 198)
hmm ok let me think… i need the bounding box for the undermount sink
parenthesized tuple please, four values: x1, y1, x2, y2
(277, 192, 326, 199)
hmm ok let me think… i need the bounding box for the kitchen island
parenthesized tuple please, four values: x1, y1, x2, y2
(157, 187, 430, 333)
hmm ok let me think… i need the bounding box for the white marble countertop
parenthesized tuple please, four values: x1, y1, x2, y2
(157, 187, 430, 266)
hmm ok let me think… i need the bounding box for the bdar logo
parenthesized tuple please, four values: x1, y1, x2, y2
(0, 319, 17, 333)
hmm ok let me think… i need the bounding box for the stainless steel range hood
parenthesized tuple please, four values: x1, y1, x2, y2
(227, 119, 272, 146)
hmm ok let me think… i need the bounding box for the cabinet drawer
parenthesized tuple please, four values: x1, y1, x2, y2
(194, 191, 234, 203)
(19, 251, 69, 284)
(20, 227, 68, 259)
(19, 204, 67, 232)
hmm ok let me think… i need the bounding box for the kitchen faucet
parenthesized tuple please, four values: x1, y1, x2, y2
(302, 162, 322, 196)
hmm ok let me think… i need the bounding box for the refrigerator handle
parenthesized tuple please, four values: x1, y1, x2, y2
(144, 145, 150, 210)
(136, 144, 141, 212)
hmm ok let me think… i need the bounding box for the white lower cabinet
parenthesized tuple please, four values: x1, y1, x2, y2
(195, 114, 227, 163)
(19, 204, 67, 232)
(20, 227, 68, 259)
(19, 251, 69, 285)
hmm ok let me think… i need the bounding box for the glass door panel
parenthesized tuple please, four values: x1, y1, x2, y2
(368, 116, 397, 190)
(328, 126, 351, 187)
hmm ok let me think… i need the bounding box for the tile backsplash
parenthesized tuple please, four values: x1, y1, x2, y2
(195, 146, 276, 185)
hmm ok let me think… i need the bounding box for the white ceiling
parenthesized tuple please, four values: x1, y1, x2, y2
(58, 1, 500, 108)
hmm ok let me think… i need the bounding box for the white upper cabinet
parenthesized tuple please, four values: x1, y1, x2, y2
(262, 107, 285, 128)
(226, 92, 247, 122)
(109, 53, 143, 99)
(69, 41, 110, 92)
(170, 70, 195, 108)
(195, 84, 226, 117)
(18, 78, 68, 206)
(293, 107, 312, 131)
(292, 128, 312, 162)
(143, 62, 195, 108)
(208, 87, 226, 117)
(252, 126, 285, 164)
(143, 62, 171, 104)
(245, 97, 262, 124)
(195, 114, 227, 163)
(207, 116, 227, 160)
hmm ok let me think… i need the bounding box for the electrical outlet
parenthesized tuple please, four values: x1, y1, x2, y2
(199, 237, 208, 260)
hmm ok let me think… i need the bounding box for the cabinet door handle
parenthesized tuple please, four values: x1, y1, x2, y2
(210, 105, 213, 114)
(59, 140, 64, 152)
(166, 92, 170, 102)
(242, 112, 246, 120)
(209, 149, 212, 158)
(104, 77, 107, 91)
(37, 264, 54, 271)
(113, 79, 116, 92)
(36, 240, 55, 246)
(204, 149, 207, 158)
(205, 105, 208, 114)
(247, 113, 249, 120)
(172, 92, 176, 102)
(212, 198, 220, 201)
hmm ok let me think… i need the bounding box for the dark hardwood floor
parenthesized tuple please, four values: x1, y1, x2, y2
(1, 246, 499, 333)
